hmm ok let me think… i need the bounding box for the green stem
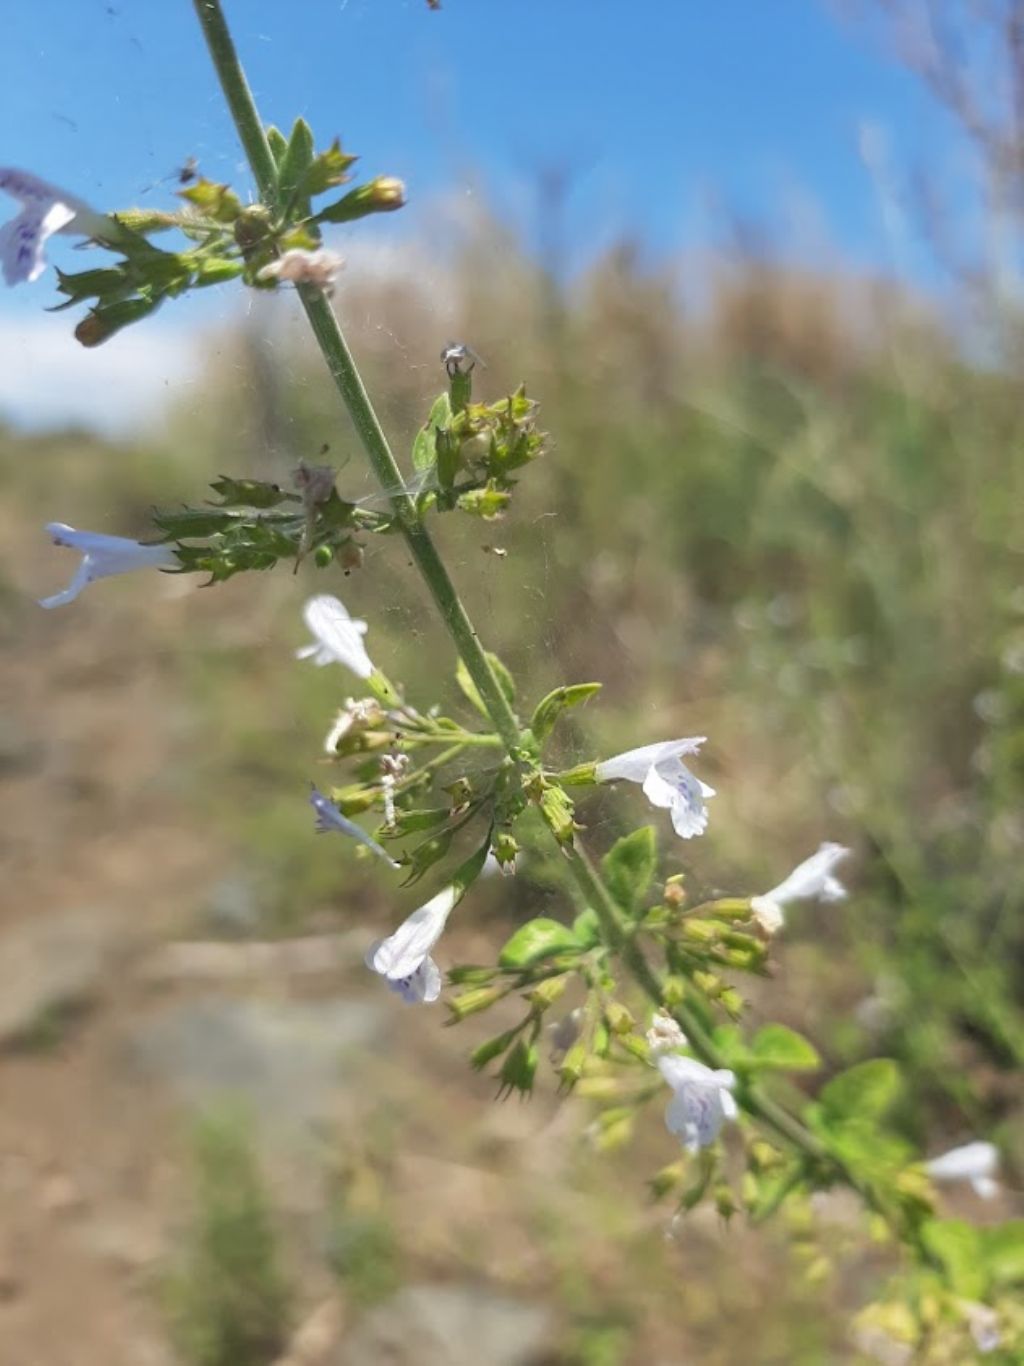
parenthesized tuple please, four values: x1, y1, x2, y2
(193, 0, 921, 1262)
(192, 0, 521, 755)
(191, 1, 278, 202)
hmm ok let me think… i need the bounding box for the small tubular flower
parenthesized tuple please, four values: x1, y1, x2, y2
(39, 522, 177, 608)
(364, 884, 458, 1004)
(596, 737, 714, 839)
(925, 1141, 1000, 1200)
(657, 1053, 737, 1151)
(296, 594, 374, 679)
(309, 784, 398, 869)
(258, 248, 343, 294)
(750, 841, 850, 935)
(0, 168, 109, 286)
(645, 1011, 688, 1056)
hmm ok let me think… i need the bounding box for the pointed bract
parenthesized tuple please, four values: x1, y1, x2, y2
(39, 522, 177, 608)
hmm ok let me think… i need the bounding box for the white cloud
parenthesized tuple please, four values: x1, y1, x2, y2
(0, 309, 203, 436)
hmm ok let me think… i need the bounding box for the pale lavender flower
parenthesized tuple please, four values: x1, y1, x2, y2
(926, 1141, 1000, 1200)
(258, 248, 343, 294)
(750, 842, 850, 935)
(657, 1053, 737, 1151)
(0, 168, 109, 286)
(596, 737, 714, 839)
(963, 1302, 1001, 1354)
(364, 884, 458, 1004)
(39, 522, 177, 608)
(297, 594, 374, 679)
(309, 785, 398, 869)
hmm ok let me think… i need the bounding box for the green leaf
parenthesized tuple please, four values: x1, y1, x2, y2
(819, 1058, 900, 1121)
(498, 917, 578, 969)
(152, 507, 241, 539)
(265, 125, 288, 165)
(455, 652, 516, 717)
(412, 392, 452, 474)
(208, 476, 293, 509)
(750, 1024, 821, 1072)
(277, 117, 316, 210)
(602, 827, 657, 914)
(572, 908, 601, 947)
(983, 1221, 1024, 1287)
(530, 683, 602, 745)
(921, 1219, 987, 1299)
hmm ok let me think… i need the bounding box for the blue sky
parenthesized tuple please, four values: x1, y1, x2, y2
(0, 1, 966, 427)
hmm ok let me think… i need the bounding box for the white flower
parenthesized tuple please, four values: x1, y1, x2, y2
(963, 1302, 1001, 1354)
(39, 522, 177, 608)
(657, 1053, 737, 1151)
(595, 737, 715, 839)
(364, 884, 458, 1004)
(258, 248, 344, 294)
(750, 841, 850, 935)
(645, 1011, 689, 1055)
(323, 697, 383, 754)
(297, 594, 374, 679)
(0, 167, 109, 286)
(925, 1141, 1000, 1200)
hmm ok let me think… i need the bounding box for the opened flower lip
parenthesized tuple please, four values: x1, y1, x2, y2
(308, 784, 398, 869)
(0, 167, 109, 286)
(257, 248, 343, 294)
(39, 522, 177, 608)
(750, 841, 850, 935)
(925, 1141, 1000, 1200)
(596, 737, 715, 839)
(297, 594, 374, 679)
(364, 884, 458, 1004)
(657, 1052, 737, 1151)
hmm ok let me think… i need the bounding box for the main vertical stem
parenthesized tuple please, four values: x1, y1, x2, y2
(191, 0, 522, 755)
(189, 0, 923, 1242)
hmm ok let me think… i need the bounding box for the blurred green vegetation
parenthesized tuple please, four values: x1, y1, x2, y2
(162, 1108, 293, 1366)
(6, 223, 1022, 1354)
(153, 236, 1023, 1141)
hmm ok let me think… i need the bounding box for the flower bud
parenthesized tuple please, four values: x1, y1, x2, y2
(497, 1038, 537, 1097)
(558, 1040, 587, 1087)
(367, 176, 406, 210)
(528, 975, 567, 1010)
(339, 540, 364, 572)
(603, 1001, 635, 1035)
(664, 875, 686, 907)
(446, 986, 505, 1022)
(661, 976, 687, 1006)
(234, 203, 274, 254)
